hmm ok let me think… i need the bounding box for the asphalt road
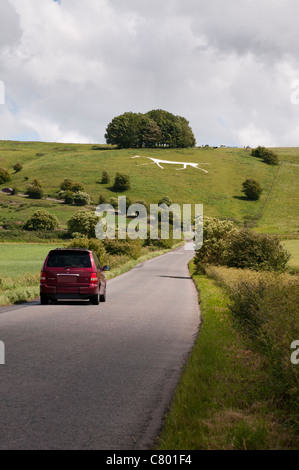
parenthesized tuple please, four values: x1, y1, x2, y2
(0, 245, 200, 450)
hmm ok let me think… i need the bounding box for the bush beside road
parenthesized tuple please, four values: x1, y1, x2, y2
(157, 262, 299, 450)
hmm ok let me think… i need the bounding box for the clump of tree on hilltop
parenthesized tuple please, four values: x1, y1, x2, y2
(251, 146, 279, 165)
(105, 109, 196, 149)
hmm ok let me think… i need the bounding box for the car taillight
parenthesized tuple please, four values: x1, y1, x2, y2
(90, 273, 98, 283)
(40, 272, 46, 284)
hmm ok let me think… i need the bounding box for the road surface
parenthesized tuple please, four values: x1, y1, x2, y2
(0, 245, 200, 450)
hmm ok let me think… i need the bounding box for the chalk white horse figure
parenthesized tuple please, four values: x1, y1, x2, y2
(132, 156, 209, 172)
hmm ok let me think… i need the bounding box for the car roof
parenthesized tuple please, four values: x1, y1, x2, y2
(49, 248, 92, 253)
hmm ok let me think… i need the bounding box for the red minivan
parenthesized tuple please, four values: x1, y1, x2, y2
(40, 248, 110, 305)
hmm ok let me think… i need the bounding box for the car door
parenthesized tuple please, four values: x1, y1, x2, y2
(92, 252, 106, 293)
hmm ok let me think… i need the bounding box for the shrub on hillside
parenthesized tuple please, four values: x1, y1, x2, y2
(31, 178, 42, 188)
(109, 197, 118, 209)
(225, 230, 291, 272)
(158, 196, 173, 206)
(67, 210, 100, 238)
(73, 191, 91, 206)
(72, 182, 85, 193)
(98, 194, 108, 205)
(23, 210, 59, 231)
(251, 146, 279, 165)
(64, 190, 74, 204)
(26, 185, 44, 199)
(57, 189, 77, 205)
(60, 178, 74, 191)
(57, 190, 66, 200)
(59, 178, 85, 193)
(13, 163, 23, 173)
(262, 150, 279, 165)
(0, 167, 11, 184)
(112, 173, 131, 192)
(2, 220, 23, 230)
(11, 187, 19, 195)
(242, 178, 263, 200)
(101, 171, 110, 184)
(251, 146, 264, 159)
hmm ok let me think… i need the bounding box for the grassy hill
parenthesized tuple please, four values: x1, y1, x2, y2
(0, 140, 298, 236)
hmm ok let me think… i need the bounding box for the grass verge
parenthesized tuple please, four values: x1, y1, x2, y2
(206, 265, 299, 431)
(156, 261, 298, 450)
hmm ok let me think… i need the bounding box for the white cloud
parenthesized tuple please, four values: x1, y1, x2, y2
(0, 0, 21, 47)
(233, 123, 274, 148)
(0, 0, 299, 145)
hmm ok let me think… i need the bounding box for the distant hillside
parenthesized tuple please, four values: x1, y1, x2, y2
(0, 141, 298, 235)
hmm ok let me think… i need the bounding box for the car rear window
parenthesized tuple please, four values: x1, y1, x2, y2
(46, 251, 92, 268)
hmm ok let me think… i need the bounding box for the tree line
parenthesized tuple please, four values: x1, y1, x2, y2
(105, 109, 196, 149)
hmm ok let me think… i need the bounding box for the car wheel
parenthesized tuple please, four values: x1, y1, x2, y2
(100, 288, 106, 303)
(91, 294, 100, 305)
(40, 295, 49, 305)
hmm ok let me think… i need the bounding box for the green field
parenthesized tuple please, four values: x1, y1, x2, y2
(0, 243, 62, 278)
(283, 240, 299, 272)
(0, 243, 62, 306)
(0, 141, 298, 235)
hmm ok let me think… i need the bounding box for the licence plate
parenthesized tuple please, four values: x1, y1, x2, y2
(57, 275, 79, 283)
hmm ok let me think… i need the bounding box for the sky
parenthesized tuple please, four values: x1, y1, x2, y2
(1, 0, 299, 147)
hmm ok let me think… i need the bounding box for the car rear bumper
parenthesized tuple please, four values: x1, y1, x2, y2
(40, 284, 99, 299)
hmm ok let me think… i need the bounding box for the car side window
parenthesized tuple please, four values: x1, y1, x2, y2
(93, 253, 102, 270)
